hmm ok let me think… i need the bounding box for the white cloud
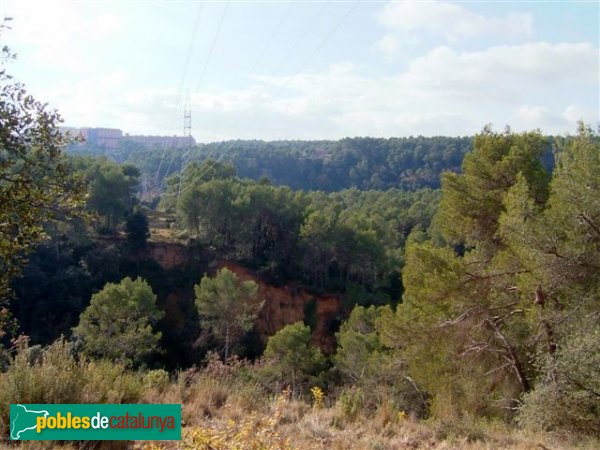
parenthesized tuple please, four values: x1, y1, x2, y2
(509, 104, 599, 132)
(375, 1, 533, 56)
(13, 9, 594, 142)
(1, 0, 595, 142)
(563, 105, 598, 124)
(378, 1, 533, 41)
(166, 41, 594, 140)
(402, 42, 598, 95)
(511, 105, 561, 129)
(42, 40, 596, 140)
(375, 34, 401, 57)
(374, 34, 420, 58)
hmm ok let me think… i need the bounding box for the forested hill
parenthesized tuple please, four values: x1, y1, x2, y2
(68, 136, 474, 191)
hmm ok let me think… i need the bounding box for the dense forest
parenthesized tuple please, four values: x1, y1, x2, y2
(1, 38, 599, 450)
(8, 154, 440, 368)
(68, 136, 475, 192)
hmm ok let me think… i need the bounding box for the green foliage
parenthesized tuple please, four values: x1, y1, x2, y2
(195, 268, 264, 362)
(0, 42, 86, 300)
(518, 322, 600, 435)
(125, 209, 150, 251)
(10, 234, 122, 344)
(532, 124, 600, 292)
(72, 156, 140, 231)
(261, 322, 326, 394)
(169, 162, 438, 294)
(143, 369, 171, 392)
(73, 277, 164, 368)
(71, 136, 474, 193)
(177, 178, 242, 240)
(436, 127, 549, 248)
(383, 127, 554, 419)
(334, 306, 393, 385)
(159, 159, 236, 215)
(380, 124, 600, 426)
(334, 305, 429, 417)
(336, 386, 365, 421)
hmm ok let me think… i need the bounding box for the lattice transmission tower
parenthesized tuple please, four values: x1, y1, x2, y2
(183, 91, 192, 140)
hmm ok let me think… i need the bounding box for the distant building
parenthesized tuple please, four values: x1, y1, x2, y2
(62, 127, 195, 150)
(78, 127, 123, 149)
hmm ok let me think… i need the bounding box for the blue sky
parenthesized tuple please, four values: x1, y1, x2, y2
(1, 0, 598, 141)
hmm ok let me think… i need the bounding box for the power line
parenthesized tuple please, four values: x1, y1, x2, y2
(154, 3, 204, 190)
(178, 5, 205, 97)
(184, 1, 360, 185)
(175, 0, 240, 200)
(194, 0, 230, 95)
(248, 1, 294, 74)
(167, 2, 361, 206)
(172, 0, 231, 209)
(178, 2, 293, 191)
(186, 1, 330, 184)
(176, 92, 193, 200)
(184, 2, 293, 183)
(290, 0, 360, 80)
(162, 158, 221, 198)
(183, 91, 192, 139)
(241, 1, 361, 139)
(271, 3, 328, 76)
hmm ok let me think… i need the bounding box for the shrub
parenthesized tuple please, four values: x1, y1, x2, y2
(144, 369, 171, 392)
(82, 360, 143, 404)
(260, 322, 327, 395)
(0, 338, 81, 406)
(0, 338, 143, 439)
(518, 324, 600, 435)
(311, 386, 325, 409)
(337, 387, 364, 421)
(334, 306, 429, 418)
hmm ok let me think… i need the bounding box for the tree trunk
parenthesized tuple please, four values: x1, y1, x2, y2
(224, 325, 230, 364)
(485, 317, 530, 393)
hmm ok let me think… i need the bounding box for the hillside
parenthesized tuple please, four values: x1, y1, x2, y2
(1, 1, 598, 447)
(68, 136, 474, 192)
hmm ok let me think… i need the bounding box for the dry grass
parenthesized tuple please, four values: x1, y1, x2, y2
(5, 372, 600, 450)
(133, 377, 600, 450)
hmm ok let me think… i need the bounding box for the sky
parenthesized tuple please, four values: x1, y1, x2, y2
(1, 0, 598, 142)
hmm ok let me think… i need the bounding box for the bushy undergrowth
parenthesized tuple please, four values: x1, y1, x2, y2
(0, 339, 143, 438)
(518, 325, 600, 436)
(2, 339, 600, 449)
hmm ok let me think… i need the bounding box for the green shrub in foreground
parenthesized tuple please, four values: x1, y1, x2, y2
(517, 325, 600, 435)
